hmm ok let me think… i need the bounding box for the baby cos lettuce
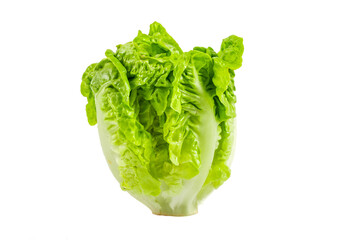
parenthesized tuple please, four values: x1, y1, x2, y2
(81, 22, 244, 216)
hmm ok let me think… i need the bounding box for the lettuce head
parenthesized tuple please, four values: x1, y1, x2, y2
(81, 22, 244, 216)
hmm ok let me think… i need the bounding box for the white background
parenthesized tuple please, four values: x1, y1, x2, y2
(1, 0, 359, 239)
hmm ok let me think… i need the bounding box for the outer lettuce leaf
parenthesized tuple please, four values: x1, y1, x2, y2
(81, 22, 244, 215)
(81, 63, 98, 125)
(82, 52, 161, 196)
(196, 36, 243, 200)
(218, 35, 244, 70)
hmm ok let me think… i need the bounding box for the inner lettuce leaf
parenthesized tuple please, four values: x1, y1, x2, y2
(81, 22, 244, 216)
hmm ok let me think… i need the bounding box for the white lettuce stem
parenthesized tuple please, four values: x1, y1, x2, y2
(152, 201, 198, 216)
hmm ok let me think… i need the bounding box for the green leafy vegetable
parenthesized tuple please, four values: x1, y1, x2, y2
(81, 22, 244, 216)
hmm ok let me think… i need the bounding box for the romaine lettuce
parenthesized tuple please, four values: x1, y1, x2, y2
(81, 22, 244, 216)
